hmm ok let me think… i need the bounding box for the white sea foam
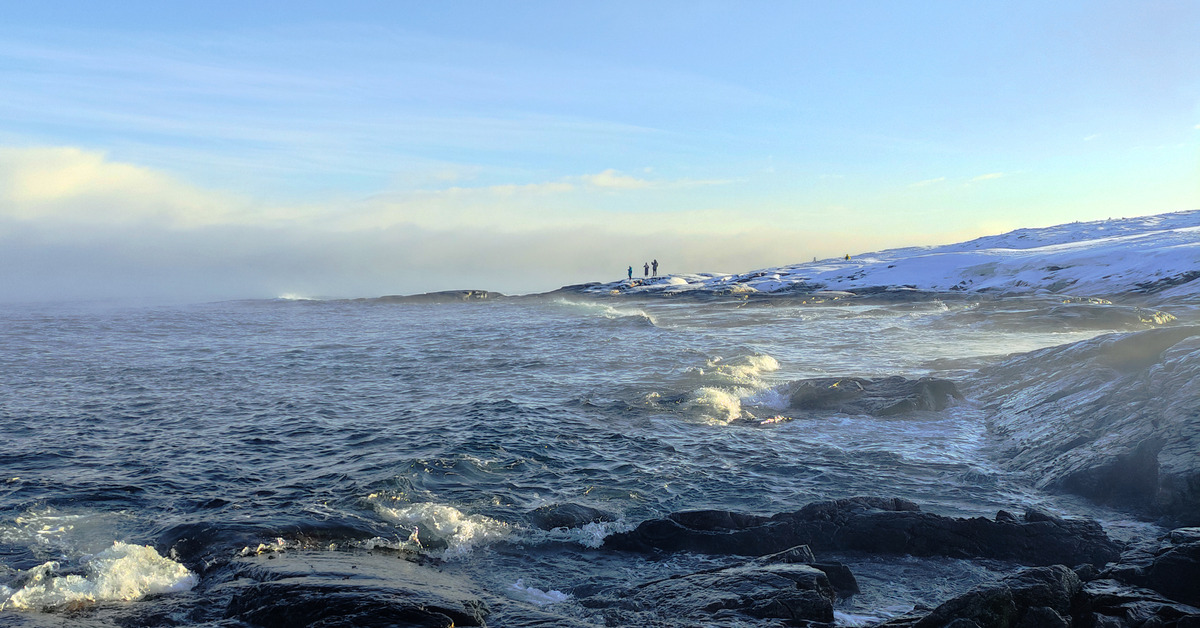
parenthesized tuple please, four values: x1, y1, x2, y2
(372, 501, 511, 558)
(684, 386, 750, 423)
(676, 353, 784, 423)
(706, 354, 780, 385)
(835, 610, 886, 626)
(0, 542, 196, 611)
(551, 298, 657, 326)
(534, 518, 635, 549)
(510, 579, 571, 605)
(237, 537, 295, 556)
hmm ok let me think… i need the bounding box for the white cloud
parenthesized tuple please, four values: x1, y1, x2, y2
(1083, 134, 1100, 141)
(908, 177, 946, 188)
(580, 169, 653, 190)
(0, 146, 255, 228)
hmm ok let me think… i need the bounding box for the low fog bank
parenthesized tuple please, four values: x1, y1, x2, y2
(0, 221, 858, 305)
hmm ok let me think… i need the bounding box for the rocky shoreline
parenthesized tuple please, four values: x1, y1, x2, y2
(200, 496, 1199, 627)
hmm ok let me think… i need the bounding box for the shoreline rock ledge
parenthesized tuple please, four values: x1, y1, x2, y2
(969, 325, 1200, 526)
(604, 497, 1122, 567)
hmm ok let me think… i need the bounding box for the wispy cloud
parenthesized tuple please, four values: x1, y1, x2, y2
(580, 169, 653, 190)
(1083, 134, 1101, 141)
(908, 177, 945, 188)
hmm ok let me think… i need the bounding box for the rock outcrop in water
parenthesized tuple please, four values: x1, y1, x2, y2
(783, 376, 963, 416)
(970, 325, 1200, 526)
(1102, 527, 1200, 608)
(879, 530, 1200, 628)
(528, 502, 615, 530)
(604, 497, 1122, 567)
(583, 545, 852, 627)
(222, 551, 488, 627)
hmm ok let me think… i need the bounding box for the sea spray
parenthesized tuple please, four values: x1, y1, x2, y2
(0, 542, 196, 611)
(370, 500, 512, 558)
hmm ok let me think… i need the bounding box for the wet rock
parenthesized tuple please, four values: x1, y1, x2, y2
(750, 545, 859, 597)
(622, 560, 836, 626)
(528, 503, 615, 530)
(1077, 578, 1200, 628)
(877, 565, 1079, 628)
(222, 550, 487, 627)
(879, 566, 1200, 628)
(577, 544, 853, 626)
(970, 325, 1200, 525)
(604, 497, 1122, 567)
(784, 376, 963, 416)
(1102, 527, 1200, 607)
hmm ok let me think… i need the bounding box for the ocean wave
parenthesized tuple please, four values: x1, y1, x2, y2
(369, 500, 512, 558)
(680, 386, 752, 424)
(704, 354, 780, 384)
(551, 298, 658, 327)
(0, 542, 196, 611)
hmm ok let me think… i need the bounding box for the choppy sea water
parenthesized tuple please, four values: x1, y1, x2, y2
(0, 294, 1178, 626)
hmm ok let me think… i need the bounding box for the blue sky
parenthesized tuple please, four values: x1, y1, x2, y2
(1, 1, 1197, 301)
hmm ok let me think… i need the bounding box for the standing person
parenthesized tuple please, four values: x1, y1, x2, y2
(652, 259, 658, 276)
(627, 266, 633, 280)
(643, 262, 649, 277)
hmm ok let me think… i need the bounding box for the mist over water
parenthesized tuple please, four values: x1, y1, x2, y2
(0, 295, 1179, 625)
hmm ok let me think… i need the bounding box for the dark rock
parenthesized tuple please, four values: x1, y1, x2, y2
(784, 375, 964, 416)
(1002, 564, 1081, 614)
(1074, 563, 1102, 582)
(1015, 606, 1069, 628)
(912, 585, 1017, 628)
(810, 562, 860, 597)
(969, 325, 1200, 525)
(1078, 579, 1200, 628)
(623, 561, 836, 625)
(223, 551, 487, 627)
(878, 566, 1081, 628)
(528, 503, 615, 530)
(604, 496, 1122, 567)
(750, 545, 859, 597)
(888, 568, 1200, 628)
(1102, 527, 1200, 607)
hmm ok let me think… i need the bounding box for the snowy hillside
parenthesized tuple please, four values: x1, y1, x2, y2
(578, 210, 1200, 301)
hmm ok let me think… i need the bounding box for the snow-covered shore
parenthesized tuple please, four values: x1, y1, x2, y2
(572, 210, 1200, 302)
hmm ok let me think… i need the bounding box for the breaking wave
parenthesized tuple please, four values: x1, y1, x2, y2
(551, 298, 658, 327)
(668, 353, 783, 423)
(0, 542, 196, 611)
(369, 499, 512, 558)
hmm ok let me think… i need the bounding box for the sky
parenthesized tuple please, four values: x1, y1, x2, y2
(1, 1, 1198, 302)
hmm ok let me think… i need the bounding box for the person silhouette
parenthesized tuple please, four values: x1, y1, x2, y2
(652, 259, 658, 276)
(643, 262, 649, 277)
(627, 266, 633, 280)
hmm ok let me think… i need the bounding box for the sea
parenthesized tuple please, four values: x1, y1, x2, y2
(0, 293, 1178, 626)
